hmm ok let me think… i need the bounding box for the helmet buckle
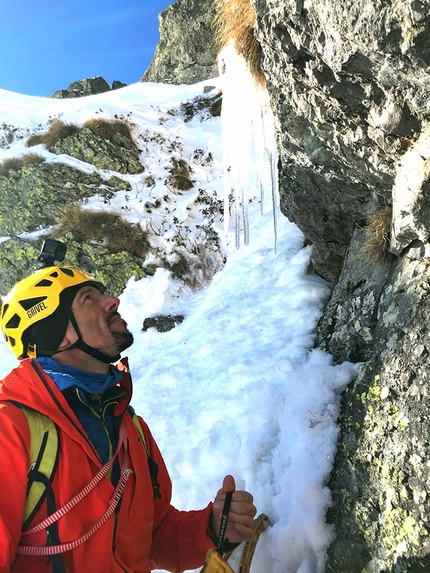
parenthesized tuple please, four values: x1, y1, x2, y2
(27, 343, 37, 359)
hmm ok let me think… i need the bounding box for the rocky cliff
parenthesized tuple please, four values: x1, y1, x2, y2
(248, 0, 430, 570)
(141, 0, 218, 84)
(51, 76, 127, 99)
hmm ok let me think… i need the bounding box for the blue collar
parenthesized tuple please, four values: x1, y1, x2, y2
(35, 357, 123, 394)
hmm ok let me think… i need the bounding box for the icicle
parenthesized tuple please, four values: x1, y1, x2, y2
(269, 150, 278, 253)
(265, 102, 279, 253)
(218, 40, 279, 250)
(252, 108, 266, 216)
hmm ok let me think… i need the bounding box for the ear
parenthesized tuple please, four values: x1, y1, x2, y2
(56, 321, 77, 351)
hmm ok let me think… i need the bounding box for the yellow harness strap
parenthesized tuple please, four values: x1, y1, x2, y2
(22, 407, 59, 528)
(130, 410, 148, 454)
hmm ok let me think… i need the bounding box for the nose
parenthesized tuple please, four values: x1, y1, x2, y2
(102, 294, 120, 313)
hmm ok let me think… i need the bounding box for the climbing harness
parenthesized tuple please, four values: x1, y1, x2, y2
(17, 416, 132, 556)
(16, 402, 146, 534)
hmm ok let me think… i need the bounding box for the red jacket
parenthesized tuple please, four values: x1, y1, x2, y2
(0, 359, 214, 573)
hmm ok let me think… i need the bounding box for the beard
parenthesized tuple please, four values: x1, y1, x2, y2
(106, 311, 134, 355)
(111, 328, 134, 354)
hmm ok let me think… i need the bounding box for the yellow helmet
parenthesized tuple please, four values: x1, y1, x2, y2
(0, 266, 104, 359)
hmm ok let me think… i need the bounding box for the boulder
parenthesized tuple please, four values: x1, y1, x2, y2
(142, 315, 184, 332)
(50, 125, 144, 175)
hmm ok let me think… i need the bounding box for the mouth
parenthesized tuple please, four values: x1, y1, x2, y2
(107, 312, 126, 327)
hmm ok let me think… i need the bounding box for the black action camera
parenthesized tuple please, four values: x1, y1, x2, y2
(37, 239, 67, 268)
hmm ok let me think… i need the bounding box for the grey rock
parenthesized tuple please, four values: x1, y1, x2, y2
(327, 250, 430, 572)
(111, 80, 128, 90)
(50, 125, 144, 175)
(142, 315, 184, 332)
(315, 228, 397, 364)
(391, 126, 430, 255)
(250, 0, 430, 568)
(252, 0, 427, 280)
(51, 76, 128, 99)
(0, 162, 105, 235)
(142, 0, 218, 84)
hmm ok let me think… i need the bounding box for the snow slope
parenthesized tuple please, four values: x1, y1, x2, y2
(0, 79, 357, 573)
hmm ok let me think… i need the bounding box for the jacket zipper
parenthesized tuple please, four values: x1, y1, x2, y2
(112, 502, 128, 573)
(75, 390, 113, 463)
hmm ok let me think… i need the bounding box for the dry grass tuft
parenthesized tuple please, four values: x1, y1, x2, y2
(26, 119, 80, 149)
(166, 158, 194, 191)
(361, 206, 392, 260)
(52, 205, 150, 259)
(0, 153, 45, 176)
(84, 118, 135, 148)
(26, 118, 135, 150)
(214, 0, 265, 86)
(144, 174, 156, 187)
(26, 134, 44, 147)
(21, 153, 45, 167)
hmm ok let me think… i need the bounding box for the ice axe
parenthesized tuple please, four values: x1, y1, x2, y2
(201, 491, 270, 573)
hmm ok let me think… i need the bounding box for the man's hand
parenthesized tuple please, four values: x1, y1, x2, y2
(211, 475, 257, 545)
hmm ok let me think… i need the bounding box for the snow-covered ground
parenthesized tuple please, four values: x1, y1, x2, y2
(0, 76, 358, 573)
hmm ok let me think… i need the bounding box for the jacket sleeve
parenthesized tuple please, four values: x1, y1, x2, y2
(137, 416, 216, 573)
(0, 402, 31, 573)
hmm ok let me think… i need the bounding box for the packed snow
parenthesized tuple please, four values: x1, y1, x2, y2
(0, 70, 358, 573)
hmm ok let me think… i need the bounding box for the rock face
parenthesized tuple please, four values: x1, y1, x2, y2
(253, 0, 427, 281)
(142, 0, 218, 84)
(0, 162, 108, 235)
(0, 153, 144, 296)
(248, 0, 430, 570)
(51, 77, 127, 99)
(50, 125, 144, 174)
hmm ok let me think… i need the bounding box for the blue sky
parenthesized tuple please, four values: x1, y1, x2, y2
(0, 0, 174, 97)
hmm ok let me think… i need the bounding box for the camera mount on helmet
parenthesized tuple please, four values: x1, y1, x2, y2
(37, 239, 67, 269)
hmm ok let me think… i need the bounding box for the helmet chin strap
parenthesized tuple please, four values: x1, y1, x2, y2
(67, 313, 121, 364)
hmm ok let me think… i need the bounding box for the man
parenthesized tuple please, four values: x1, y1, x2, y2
(0, 264, 256, 572)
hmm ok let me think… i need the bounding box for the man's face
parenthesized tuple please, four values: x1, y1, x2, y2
(70, 285, 134, 357)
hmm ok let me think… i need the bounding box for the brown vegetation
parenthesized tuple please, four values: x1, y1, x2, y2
(52, 205, 150, 259)
(26, 119, 80, 149)
(166, 158, 194, 191)
(0, 153, 45, 177)
(361, 206, 392, 259)
(26, 117, 135, 151)
(144, 174, 156, 187)
(26, 134, 44, 147)
(84, 118, 135, 148)
(214, 0, 265, 86)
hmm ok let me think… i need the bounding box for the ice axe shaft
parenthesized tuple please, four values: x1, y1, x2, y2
(216, 490, 233, 554)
